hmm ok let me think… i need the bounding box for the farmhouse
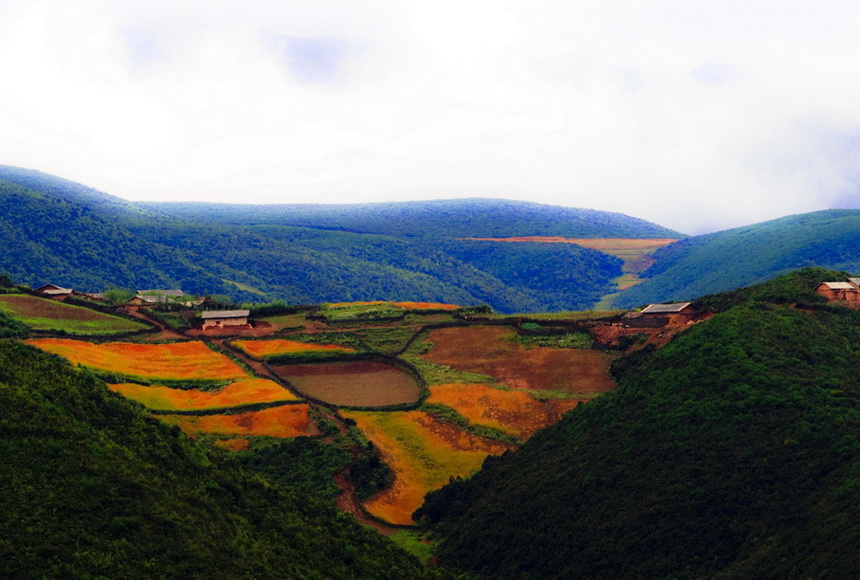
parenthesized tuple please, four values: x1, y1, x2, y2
(34, 283, 73, 297)
(624, 302, 699, 328)
(201, 309, 250, 330)
(816, 281, 860, 302)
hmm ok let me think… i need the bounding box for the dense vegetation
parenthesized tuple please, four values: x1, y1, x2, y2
(417, 273, 860, 579)
(0, 165, 668, 312)
(0, 340, 435, 578)
(137, 197, 682, 239)
(616, 209, 860, 307)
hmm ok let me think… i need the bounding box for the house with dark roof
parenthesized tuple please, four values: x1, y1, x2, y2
(201, 310, 250, 330)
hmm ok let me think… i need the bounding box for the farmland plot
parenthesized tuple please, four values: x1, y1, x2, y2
(342, 410, 512, 525)
(272, 360, 421, 407)
(418, 326, 616, 393)
(159, 404, 319, 438)
(0, 295, 148, 335)
(427, 383, 583, 439)
(26, 339, 247, 381)
(232, 338, 355, 359)
(108, 378, 298, 411)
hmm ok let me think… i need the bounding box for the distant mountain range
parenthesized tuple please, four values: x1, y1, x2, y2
(3, 164, 860, 311)
(0, 165, 676, 312)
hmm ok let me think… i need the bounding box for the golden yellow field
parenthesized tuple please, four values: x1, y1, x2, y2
(231, 339, 355, 359)
(427, 383, 583, 439)
(108, 378, 298, 411)
(158, 404, 319, 438)
(213, 438, 250, 452)
(342, 410, 512, 525)
(25, 339, 247, 381)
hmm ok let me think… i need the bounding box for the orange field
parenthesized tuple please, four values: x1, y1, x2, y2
(108, 378, 298, 411)
(342, 410, 512, 525)
(231, 338, 355, 359)
(25, 338, 248, 381)
(158, 403, 319, 438)
(428, 383, 583, 439)
(419, 326, 616, 393)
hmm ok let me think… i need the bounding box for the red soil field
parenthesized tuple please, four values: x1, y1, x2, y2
(427, 383, 584, 439)
(108, 378, 298, 411)
(272, 360, 421, 407)
(158, 404, 319, 438)
(419, 326, 616, 393)
(26, 338, 247, 381)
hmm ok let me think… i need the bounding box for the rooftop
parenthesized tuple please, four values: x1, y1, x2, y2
(640, 302, 695, 314)
(200, 310, 250, 319)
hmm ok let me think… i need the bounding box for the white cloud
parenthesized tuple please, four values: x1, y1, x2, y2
(1, 0, 859, 233)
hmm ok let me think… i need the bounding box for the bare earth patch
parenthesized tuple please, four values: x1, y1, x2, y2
(419, 326, 616, 393)
(272, 360, 422, 407)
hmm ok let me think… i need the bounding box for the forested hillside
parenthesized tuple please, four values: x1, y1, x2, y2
(1, 166, 655, 312)
(138, 198, 682, 239)
(615, 209, 860, 307)
(0, 339, 434, 578)
(418, 270, 860, 579)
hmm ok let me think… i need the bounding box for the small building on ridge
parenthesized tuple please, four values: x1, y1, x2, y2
(201, 309, 251, 330)
(35, 283, 73, 297)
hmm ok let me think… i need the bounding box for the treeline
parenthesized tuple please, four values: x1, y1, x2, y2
(417, 271, 860, 579)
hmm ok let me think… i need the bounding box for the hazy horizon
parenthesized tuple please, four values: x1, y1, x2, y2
(2, 1, 860, 235)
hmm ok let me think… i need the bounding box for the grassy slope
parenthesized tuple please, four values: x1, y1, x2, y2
(418, 271, 860, 579)
(0, 339, 434, 579)
(615, 209, 860, 307)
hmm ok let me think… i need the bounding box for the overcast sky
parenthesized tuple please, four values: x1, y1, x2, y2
(2, 1, 859, 234)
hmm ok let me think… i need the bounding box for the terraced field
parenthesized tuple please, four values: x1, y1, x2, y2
(160, 404, 319, 438)
(108, 378, 298, 411)
(232, 338, 355, 359)
(26, 338, 247, 382)
(0, 294, 148, 334)
(342, 410, 512, 525)
(273, 360, 421, 407)
(418, 326, 616, 393)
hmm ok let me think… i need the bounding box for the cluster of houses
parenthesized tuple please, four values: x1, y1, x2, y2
(815, 278, 860, 303)
(35, 285, 250, 330)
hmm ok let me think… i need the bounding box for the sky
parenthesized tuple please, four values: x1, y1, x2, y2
(2, 1, 860, 234)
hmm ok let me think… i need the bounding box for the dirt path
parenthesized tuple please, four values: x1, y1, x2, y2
(120, 307, 184, 340)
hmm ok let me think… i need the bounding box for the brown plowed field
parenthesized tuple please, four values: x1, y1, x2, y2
(272, 360, 421, 407)
(159, 404, 319, 438)
(427, 383, 583, 438)
(419, 326, 616, 393)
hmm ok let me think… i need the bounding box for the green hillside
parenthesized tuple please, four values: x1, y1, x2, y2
(0, 339, 433, 578)
(138, 198, 683, 239)
(615, 209, 860, 307)
(417, 270, 860, 579)
(0, 166, 647, 312)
